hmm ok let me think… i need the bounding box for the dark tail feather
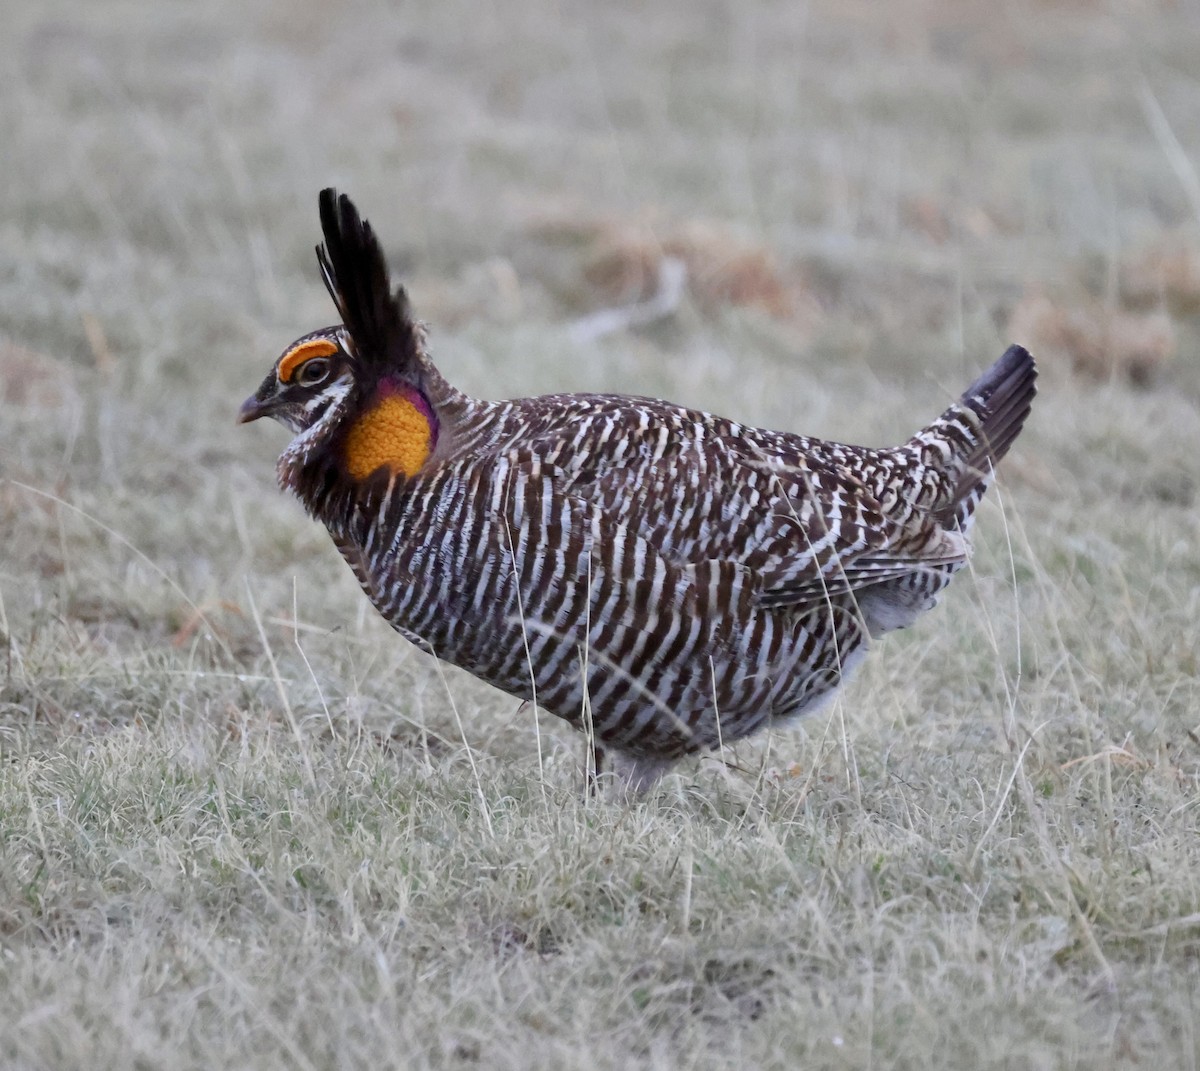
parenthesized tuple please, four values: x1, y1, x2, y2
(316, 188, 422, 372)
(934, 344, 1037, 528)
(959, 344, 1038, 473)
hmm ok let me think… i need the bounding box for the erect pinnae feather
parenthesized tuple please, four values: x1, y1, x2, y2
(315, 188, 422, 374)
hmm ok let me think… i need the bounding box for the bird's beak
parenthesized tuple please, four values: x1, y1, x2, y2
(238, 393, 271, 424)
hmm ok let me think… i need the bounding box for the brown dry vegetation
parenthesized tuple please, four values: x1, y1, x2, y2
(3, 0, 1200, 1068)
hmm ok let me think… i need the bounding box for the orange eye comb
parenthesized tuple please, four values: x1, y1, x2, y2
(278, 338, 339, 384)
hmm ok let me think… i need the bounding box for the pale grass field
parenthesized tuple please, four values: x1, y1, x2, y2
(3, 0, 1200, 1067)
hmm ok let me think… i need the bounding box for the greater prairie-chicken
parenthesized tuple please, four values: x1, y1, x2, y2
(240, 189, 1036, 791)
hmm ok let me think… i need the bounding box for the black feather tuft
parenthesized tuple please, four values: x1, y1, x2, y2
(315, 188, 422, 374)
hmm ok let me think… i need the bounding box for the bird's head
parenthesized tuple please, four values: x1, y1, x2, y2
(240, 189, 439, 486)
(238, 326, 356, 434)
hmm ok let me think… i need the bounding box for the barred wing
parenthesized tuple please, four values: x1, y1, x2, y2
(574, 437, 967, 610)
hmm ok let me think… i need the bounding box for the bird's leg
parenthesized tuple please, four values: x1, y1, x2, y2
(610, 752, 670, 797)
(586, 739, 607, 796)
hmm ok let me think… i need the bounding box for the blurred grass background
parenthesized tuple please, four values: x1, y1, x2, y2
(2, 1, 1200, 1068)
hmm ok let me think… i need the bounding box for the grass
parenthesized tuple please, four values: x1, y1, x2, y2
(3, 0, 1200, 1066)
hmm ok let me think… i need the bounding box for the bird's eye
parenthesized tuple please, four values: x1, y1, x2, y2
(296, 358, 331, 387)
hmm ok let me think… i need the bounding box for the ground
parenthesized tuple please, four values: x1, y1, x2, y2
(3, 1, 1200, 1067)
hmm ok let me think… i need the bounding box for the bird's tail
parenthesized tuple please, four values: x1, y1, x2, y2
(919, 345, 1038, 531)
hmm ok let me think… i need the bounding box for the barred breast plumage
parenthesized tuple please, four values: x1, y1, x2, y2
(240, 189, 1037, 791)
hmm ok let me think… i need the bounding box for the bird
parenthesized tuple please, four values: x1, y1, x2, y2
(239, 189, 1037, 793)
